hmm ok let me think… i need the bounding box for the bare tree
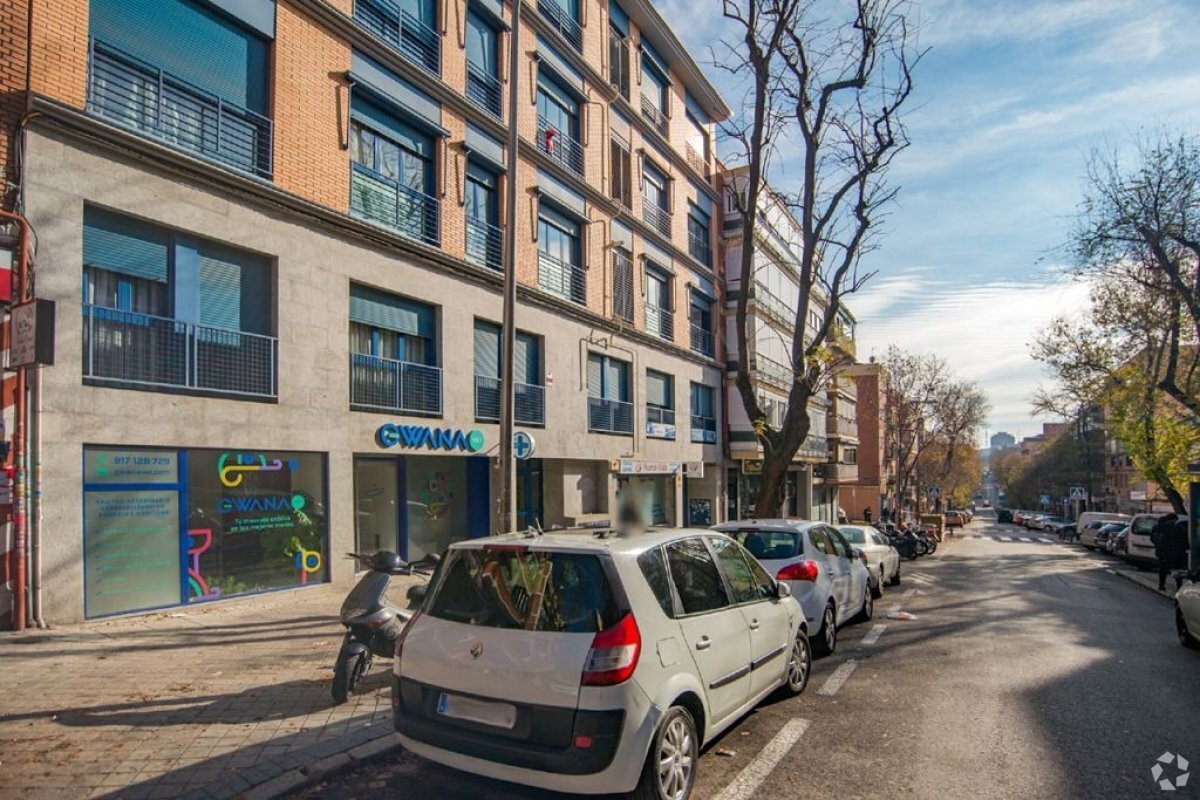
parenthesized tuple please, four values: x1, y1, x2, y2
(718, 0, 924, 515)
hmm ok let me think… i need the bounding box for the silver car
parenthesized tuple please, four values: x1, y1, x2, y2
(715, 520, 872, 657)
(837, 524, 901, 596)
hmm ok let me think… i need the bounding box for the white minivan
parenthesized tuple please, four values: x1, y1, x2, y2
(1127, 513, 1188, 567)
(1075, 512, 1130, 536)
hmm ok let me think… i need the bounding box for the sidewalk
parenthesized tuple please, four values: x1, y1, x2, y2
(1111, 565, 1179, 599)
(0, 580, 418, 800)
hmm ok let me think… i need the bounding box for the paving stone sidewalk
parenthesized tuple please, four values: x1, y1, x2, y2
(0, 581, 417, 800)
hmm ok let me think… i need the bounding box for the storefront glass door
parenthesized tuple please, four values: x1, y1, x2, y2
(516, 458, 544, 530)
(354, 458, 400, 554)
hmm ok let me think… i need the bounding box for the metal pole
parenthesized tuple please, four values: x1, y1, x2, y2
(497, 0, 522, 533)
(1, 210, 30, 632)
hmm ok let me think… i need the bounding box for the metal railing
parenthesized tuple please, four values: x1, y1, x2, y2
(538, 250, 586, 305)
(645, 406, 676, 439)
(588, 396, 633, 434)
(537, 115, 585, 176)
(643, 201, 672, 238)
(608, 30, 630, 98)
(690, 323, 714, 357)
(474, 375, 546, 425)
(354, 0, 441, 76)
(685, 142, 707, 176)
(691, 415, 718, 444)
(350, 353, 442, 415)
(799, 434, 828, 459)
(755, 354, 793, 389)
(610, 131, 633, 208)
(86, 38, 273, 179)
(466, 216, 503, 271)
(641, 94, 669, 137)
(645, 305, 673, 341)
(688, 229, 711, 266)
(350, 163, 440, 246)
(83, 305, 277, 398)
(466, 62, 502, 117)
(612, 249, 634, 322)
(753, 281, 796, 331)
(538, 0, 583, 51)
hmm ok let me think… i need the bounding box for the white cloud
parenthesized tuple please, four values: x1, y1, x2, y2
(917, 0, 1139, 49)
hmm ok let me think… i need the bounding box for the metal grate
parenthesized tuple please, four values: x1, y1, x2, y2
(646, 305, 673, 341)
(474, 376, 546, 425)
(537, 115, 585, 176)
(86, 38, 273, 179)
(608, 30, 630, 99)
(612, 249, 634, 322)
(643, 201, 672, 239)
(641, 94, 669, 137)
(350, 163, 440, 246)
(538, 250, 587, 305)
(588, 397, 633, 434)
(538, 0, 583, 52)
(466, 62, 502, 117)
(83, 305, 277, 398)
(354, 0, 441, 76)
(350, 353, 442, 415)
(690, 323, 714, 357)
(691, 415, 717, 444)
(466, 217, 503, 271)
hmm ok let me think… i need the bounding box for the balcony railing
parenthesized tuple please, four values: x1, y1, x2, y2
(613, 249, 634, 323)
(690, 323, 714, 357)
(474, 375, 546, 426)
(641, 94, 669, 137)
(83, 305, 277, 399)
(798, 434, 828, 459)
(608, 30, 630, 99)
(86, 38, 273, 179)
(537, 115, 585, 176)
(588, 396, 633, 434)
(350, 163, 440, 246)
(755, 354, 793, 389)
(538, 250, 586, 305)
(691, 415, 717, 444)
(818, 462, 859, 481)
(466, 216, 503, 271)
(688, 230, 712, 266)
(466, 62, 502, 117)
(354, 0, 441, 76)
(643, 201, 672, 239)
(753, 281, 796, 331)
(350, 353, 442, 415)
(645, 305, 673, 341)
(685, 142, 707, 177)
(538, 0, 583, 51)
(646, 406, 676, 439)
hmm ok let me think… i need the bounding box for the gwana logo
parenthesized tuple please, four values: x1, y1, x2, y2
(218, 494, 305, 514)
(377, 424, 484, 452)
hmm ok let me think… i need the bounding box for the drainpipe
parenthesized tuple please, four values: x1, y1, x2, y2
(0, 209, 31, 632)
(30, 364, 42, 628)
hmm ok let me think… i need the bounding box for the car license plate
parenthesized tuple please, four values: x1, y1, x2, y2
(436, 693, 517, 729)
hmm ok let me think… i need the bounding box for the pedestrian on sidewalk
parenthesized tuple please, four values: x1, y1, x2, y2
(864, 507, 873, 524)
(1154, 516, 1189, 592)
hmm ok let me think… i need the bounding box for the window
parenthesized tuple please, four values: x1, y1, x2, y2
(644, 265, 672, 340)
(689, 290, 714, 356)
(687, 203, 711, 266)
(610, 130, 633, 208)
(465, 10, 501, 115)
(538, 0, 582, 52)
(638, 547, 675, 617)
(612, 246, 634, 322)
(355, 0, 441, 76)
(844, 447, 858, 465)
(473, 320, 544, 425)
(465, 162, 501, 270)
(645, 369, 675, 439)
(685, 109, 709, 175)
(87, 0, 272, 177)
(808, 527, 834, 556)
(537, 74, 583, 175)
(726, 529, 804, 561)
(537, 205, 585, 304)
(349, 285, 441, 415)
(665, 538, 729, 615)
(828, 528, 854, 559)
(642, 160, 671, 238)
(690, 383, 717, 444)
(587, 353, 632, 434)
(349, 96, 438, 245)
(710, 537, 771, 604)
(608, 13, 630, 98)
(640, 55, 669, 135)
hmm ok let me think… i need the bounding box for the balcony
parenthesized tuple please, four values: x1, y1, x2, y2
(643, 201, 672, 239)
(588, 396, 633, 434)
(608, 30, 630, 99)
(828, 415, 859, 439)
(350, 163, 440, 246)
(685, 142, 707, 177)
(538, 0, 583, 52)
(690, 323, 714, 357)
(474, 376, 546, 426)
(466, 62, 502, 118)
(86, 38, 273, 179)
(350, 353, 442, 415)
(537, 116, 585, 176)
(641, 94, 669, 137)
(798, 434, 828, 459)
(354, 0, 441, 76)
(688, 229, 711, 266)
(82, 305, 277, 399)
(754, 354, 793, 389)
(646, 406, 676, 439)
(645, 305, 673, 341)
(818, 462, 859, 482)
(538, 250, 586, 305)
(466, 217, 502, 271)
(691, 415, 718, 444)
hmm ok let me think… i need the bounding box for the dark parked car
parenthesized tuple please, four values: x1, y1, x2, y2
(997, 508, 1014, 524)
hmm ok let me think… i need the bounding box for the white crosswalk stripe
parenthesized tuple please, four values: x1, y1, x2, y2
(1019, 537, 1032, 542)
(1038, 537, 1054, 543)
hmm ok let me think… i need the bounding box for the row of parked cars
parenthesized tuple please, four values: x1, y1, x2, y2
(390, 518, 911, 800)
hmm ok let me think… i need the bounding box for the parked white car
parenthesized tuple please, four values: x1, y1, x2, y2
(1176, 575, 1200, 650)
(837, 524, 901, 596)
(714, 519, 872, 657)
(392, 528, 810, 799)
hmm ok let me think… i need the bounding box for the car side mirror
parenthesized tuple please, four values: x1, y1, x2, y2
(775, 581, 792, 599)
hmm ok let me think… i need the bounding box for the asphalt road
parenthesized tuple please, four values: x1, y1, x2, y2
(293, 512, 1200, 799)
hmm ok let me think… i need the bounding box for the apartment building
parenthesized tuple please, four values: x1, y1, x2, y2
(820, 305, 860, 518)
(843, 360, 895, 521)
(0, 0, 729, 624)
(720, 167, 834, 522)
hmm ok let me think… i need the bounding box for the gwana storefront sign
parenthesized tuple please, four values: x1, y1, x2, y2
(377, 424, 485, 453)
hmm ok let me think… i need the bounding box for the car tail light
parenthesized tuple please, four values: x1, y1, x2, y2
(581, 612, 641, 686)
(777, 560, 820, 582)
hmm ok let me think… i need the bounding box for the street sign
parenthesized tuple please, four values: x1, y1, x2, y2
(1039, 494, 1051, 506)
(1069, 486, 1087, 500)
(927, 486, 941, 497)
(513, 431, 535, 460)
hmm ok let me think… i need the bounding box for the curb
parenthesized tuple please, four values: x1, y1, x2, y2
(1111, 568, 1175, 600)
(238, 732, 405, 800)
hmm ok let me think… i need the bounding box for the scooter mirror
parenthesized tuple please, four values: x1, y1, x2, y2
(407, 584, 428, 604)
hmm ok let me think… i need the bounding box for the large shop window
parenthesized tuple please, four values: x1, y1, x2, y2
(82, 446, 328, 618)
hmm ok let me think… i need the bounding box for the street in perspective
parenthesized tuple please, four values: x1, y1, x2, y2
(1, 0, 1199, 799)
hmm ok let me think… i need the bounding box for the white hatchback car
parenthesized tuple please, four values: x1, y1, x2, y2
(714, 520, 872, 657)
(837, 524, 901, 596)
(1177, 575, 1200, 650)
(392, 528, 811, 799)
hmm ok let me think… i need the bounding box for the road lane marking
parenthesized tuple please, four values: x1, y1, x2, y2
(1019, 537, 1032, 542)
(999, 536, 1013, 542)
(1038, 537, 1053, 543)
(861, 624, 886, 645)
(714, 718, 810, 800)
(817, 659, 858, 696)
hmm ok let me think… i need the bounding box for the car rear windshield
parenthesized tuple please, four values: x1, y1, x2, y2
(427, 547, 621, 633)
(726, 529, 803, 560)
(839, 527, 867, 544)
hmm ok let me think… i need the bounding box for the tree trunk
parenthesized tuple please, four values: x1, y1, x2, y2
(753, 449, 792, 519)
(1165, 485, 1187, 515)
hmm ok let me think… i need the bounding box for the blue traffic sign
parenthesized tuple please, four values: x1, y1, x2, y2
(513, 431, 535, 460)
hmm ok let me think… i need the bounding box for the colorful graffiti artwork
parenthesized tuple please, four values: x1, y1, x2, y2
(187, 528, 220, 601)
(217, 452, 300, 488)
(419, 471, 454, 520)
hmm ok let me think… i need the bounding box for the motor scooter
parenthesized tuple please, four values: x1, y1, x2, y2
(332, 551, 439, 704)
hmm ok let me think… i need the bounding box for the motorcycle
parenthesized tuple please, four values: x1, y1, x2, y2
(332, 550, 439, 704)
(886, 527, 921, 561)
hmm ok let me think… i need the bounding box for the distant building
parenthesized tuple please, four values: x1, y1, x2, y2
(990, 431, 1016, 451)
(842, 361, 894, 521)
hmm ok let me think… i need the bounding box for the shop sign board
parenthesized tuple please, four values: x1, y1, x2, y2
(514, 431, 535, 460)
(1130, 490, 1147, 501)
(377, 423, 485, 452)
(615, 459, 703, 476)
(10, 298, 55, 368)
(741, 460, 763, 475)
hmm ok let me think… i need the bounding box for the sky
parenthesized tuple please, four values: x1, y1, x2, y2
(654, 0, 1200, 442)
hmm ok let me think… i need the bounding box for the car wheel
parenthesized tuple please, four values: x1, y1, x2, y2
(1177, 606, 1198, 650)
(871, 568, 884, 599)
(776, 630, 812, 697)
(813, 603, 837, 657)
(630, 706, 697, 800)
(853, 585, 873, 624)
(889, 564, 901, 586)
